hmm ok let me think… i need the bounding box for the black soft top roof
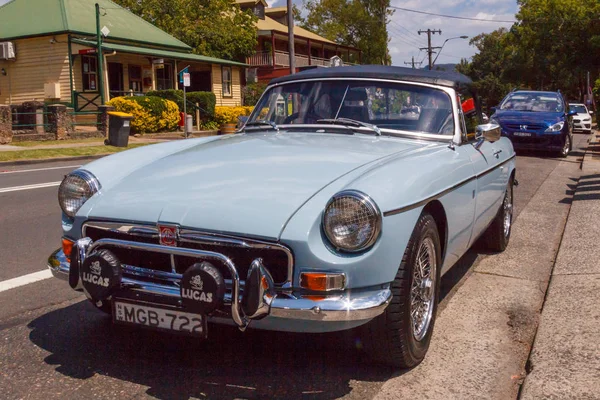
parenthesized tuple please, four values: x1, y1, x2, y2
(269, 65, 473, 88)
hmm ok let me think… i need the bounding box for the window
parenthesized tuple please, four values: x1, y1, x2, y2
(129, 65, 142, 92)
(155, 64, 173, 90)
(222, 66, 232, 97)
(253, 4, 265, 19)
(82, 55, 97, 91)
(249, 80, 456, 136)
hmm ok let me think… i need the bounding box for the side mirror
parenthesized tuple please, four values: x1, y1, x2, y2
(474, 123, 501, 149)
(589, 111, 594, 115)
(237, 115, 249, 129)
(490, 106, 497, 114)
(567, 110, 578, 117)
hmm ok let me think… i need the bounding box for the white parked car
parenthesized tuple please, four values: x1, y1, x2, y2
(569, 103, 594, 134)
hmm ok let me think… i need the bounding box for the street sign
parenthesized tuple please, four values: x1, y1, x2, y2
(179, 67, 190, 84)
(183, 72, 191, 87)
(78, 48, 97, 55)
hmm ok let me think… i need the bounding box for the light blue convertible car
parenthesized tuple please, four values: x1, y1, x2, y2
(49, 66, 516, 368)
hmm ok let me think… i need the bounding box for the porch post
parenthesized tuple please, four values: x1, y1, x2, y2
(95, 3, 105, 104)
(308, 39, 312, 65)
(271, 31, 276, 67)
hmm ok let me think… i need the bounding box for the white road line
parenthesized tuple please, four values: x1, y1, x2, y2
(0, 181, 61, 193)
(0, 165, 80, 174)
(0, 270, 53, 293)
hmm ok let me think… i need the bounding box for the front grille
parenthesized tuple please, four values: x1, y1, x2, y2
(504, 123, 546, 132)
(84, 224, 292, 285)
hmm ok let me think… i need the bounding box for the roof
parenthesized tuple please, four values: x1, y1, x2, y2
(257, 15, 335, 44)
(269, 65, 473, 88)
(72, 39, 247, 67)
(264, 6, 287, 16)
(0, 0, 190, 50)
(234, 0, 268, 6)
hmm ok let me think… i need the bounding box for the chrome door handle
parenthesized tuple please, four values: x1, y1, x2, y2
(493, 150, 502, 158)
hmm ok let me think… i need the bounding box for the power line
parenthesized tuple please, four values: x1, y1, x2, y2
(418, 29, 442, 70)
(388, 27, 424, 48)
(388, 27, 424, 50)
(389, 20, 425, 43)
(389, 6, 516, 24)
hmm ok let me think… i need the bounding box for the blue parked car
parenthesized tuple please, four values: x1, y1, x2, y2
(490, 90, 576, 157)
(48, 66, 515, 368)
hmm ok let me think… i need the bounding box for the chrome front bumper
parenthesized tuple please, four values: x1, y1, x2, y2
(48, 243, 391, 328)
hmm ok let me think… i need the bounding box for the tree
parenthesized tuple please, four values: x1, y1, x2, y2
(295, 0, 393, 65)
(113, 0, 257, 60)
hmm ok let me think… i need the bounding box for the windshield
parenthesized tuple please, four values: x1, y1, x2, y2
(570, 105, 588, 114)
(500, 92, 564, 113)
(249, 80, 455, 136)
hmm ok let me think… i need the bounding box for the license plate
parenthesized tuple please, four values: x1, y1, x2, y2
(113, 300, 207, 338)
(513, 131, 532, 137)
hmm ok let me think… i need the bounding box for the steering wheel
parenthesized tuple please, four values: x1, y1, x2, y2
(283, 112, 322, 124)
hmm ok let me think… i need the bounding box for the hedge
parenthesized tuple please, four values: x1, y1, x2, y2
(214, 106, 254, 125)
(107, 96, 179, 133)
(146, 89, 216, 121)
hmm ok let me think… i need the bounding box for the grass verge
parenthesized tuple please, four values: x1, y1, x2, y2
(11, 138, 105, 147)
(0, 143, 149, 163)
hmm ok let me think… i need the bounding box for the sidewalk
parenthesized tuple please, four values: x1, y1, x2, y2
(520, 130, 600, 399)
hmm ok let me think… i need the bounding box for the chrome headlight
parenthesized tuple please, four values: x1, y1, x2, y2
(545, 121, 564, 132)
(322, 190, 381, 252)
(58, 170, 101, 218)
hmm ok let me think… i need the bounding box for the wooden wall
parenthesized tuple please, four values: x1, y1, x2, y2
(212, 65, 242, 106)
(0, 34, 71, 105)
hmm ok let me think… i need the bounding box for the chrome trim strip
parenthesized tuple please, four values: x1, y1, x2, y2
(383, 154, 516, 217)
(82, 221, 294, 288)
(48, 249, 391, 322)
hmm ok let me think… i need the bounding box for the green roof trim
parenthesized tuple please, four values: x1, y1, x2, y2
(0, 0, 190, 50)
(72, 38, 248, 67)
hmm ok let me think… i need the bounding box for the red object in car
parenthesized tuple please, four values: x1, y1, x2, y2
(462, 98, 475, 114)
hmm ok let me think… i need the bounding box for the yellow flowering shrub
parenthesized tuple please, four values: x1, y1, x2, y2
(107, 96, 179, 133)
(214, 106, 254, 125)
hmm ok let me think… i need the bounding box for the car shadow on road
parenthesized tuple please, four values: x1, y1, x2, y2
(28, 301, 396, 399)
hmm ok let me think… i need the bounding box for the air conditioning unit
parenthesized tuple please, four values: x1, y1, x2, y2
(0, 42, 16, 60)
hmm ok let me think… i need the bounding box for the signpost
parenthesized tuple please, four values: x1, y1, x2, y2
(182, 70, 191, 138)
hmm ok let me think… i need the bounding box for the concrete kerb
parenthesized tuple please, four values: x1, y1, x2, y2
(0, 155, 107, 167)
(519, 130, 600, 400)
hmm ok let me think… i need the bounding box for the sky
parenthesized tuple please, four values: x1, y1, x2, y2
(270, 0, 519, 67)
(0, 0, 519, 66)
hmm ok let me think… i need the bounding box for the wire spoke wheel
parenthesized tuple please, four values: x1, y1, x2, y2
(503, 184, 513, 238)
(410, 237, 437, 341)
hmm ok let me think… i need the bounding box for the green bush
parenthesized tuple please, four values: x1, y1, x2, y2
(147, 89, 216, 122)
(243, 82, 267, 106)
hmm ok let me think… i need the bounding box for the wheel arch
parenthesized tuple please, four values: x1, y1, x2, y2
(422, 200, 447, 264)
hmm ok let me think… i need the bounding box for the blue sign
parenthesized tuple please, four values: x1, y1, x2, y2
(179, 67, 190, 84)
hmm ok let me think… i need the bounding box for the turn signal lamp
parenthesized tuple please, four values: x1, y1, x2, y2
(62, 238, 74, 262)
(300, 273, 345, 292)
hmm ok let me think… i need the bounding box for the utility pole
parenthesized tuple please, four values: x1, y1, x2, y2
(95, 3, 105, 104)
(418, 29, 442, 70)
(404, 57, 421, 69)
(287, 0, 295, 74)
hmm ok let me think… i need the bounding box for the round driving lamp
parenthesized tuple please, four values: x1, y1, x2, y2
(322, 190, 381, 252)
(58, 170, 101, 218)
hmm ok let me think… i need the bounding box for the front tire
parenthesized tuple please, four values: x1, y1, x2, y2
(559, 135, 571, 158)
(361, 212, 441, 368)
(482, 178, 514, 252)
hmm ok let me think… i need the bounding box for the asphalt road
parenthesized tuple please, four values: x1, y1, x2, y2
(0, 135, 590, 400)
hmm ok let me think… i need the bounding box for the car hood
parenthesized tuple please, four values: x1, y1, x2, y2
(85, 132, 424, 240)
(493, 110, 563, 125)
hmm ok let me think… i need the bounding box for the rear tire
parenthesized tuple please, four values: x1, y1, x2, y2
(482, 178, 514, 252)
(360, 212, 441, 369)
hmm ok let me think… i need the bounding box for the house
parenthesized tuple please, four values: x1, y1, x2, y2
(235, 0, 361, 83)
(0, 0, 247, 111)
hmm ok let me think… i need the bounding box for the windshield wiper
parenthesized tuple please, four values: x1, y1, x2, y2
(243, 120, 279, 132)
(316, 118, 381, 136)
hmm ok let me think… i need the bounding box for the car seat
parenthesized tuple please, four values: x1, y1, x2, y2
(337, 89, 370, 121)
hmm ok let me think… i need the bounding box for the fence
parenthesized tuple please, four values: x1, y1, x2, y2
(0, 104, 112, 144)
